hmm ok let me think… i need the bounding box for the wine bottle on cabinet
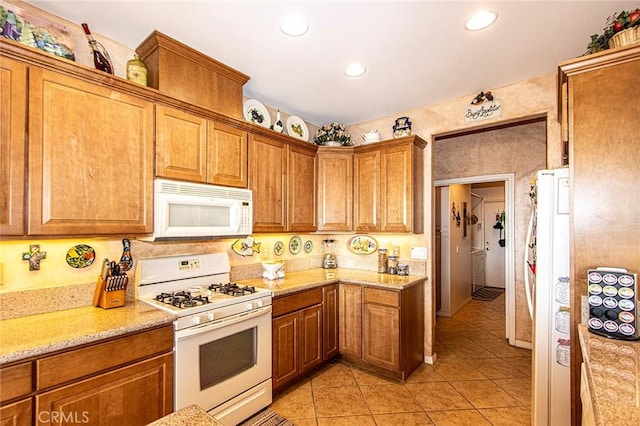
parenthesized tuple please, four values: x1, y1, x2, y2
(81, 23, 114, 74)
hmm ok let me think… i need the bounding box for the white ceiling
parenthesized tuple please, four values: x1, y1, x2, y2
(29, 1, 637, 126)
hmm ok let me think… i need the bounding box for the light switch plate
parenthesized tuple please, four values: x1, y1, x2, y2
(411, 247, 427, 260)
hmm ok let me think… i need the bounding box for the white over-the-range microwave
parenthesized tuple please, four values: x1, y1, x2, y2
(142, 179, 253, 241)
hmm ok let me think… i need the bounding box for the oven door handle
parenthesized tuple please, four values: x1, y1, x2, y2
(175, 305, 272, 341)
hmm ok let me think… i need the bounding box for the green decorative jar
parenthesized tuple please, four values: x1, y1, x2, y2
(126, 53, 148, 86)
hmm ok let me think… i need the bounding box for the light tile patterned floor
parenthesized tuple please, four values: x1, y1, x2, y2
(268, 292, 532, 425)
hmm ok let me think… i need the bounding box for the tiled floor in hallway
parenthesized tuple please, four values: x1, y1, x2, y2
(268, 292, 532, 425)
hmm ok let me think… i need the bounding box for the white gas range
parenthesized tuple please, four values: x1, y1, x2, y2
(135, 253, 272, 426)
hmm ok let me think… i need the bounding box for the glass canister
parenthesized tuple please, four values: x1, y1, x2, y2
(126, 53, 148, 86)
(398, 264, 409, 276)
(377, 249, 388, 274)
(388, 255, 399, 275)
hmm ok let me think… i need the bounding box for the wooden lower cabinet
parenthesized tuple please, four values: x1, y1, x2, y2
(338, 283, 362, 358)
(0, 398, 32, 426)
(272, 285, 339, 393)
(363, 300, 400, 371)
(272, 304, 322, 392)
(35, 353, 172, 426)
(322, 284, 339, 360)
(0, 325, 173, 426)
(339, 281, 424, 380)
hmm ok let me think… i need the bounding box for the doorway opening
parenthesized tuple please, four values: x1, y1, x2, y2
(435, 174, 516, 344)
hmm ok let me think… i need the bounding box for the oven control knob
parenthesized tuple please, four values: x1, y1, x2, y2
(206, 312, 214, 321)
(256, 300, 263, 308)
(246, 303, 253, 311)
(192, 316, 201, 325)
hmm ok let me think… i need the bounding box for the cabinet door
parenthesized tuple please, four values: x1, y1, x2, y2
(0, 398, 31, 426)
(338, 283, 362, 357)
(272, 312, 298, 392)
(299, 304, 322, 373)
(36, 353, 173, 426)
(317, 149, 353, 231)
(380, 143, 412, 232)
(363, 303, 400, 371)
(322, 284, 339, 360)
(353, 150, 380, 232)
(155, 105, 208, 182)
(208, 121, 248, 188)
(28, 68, 154, 235)
(0, 57, 26, 235)
(248, 134, 287, 232)
(287, 145, 317, 232)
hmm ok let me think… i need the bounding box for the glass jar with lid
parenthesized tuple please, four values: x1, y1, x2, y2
(388, 255, 399, 274)
(377, 249, 388, 274)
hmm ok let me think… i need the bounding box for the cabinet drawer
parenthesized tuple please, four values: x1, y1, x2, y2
(273, 288, 323, 317)
(363, 287, 399, 307)
(0, 362, 33, 402)
(36, 325, 173, 390)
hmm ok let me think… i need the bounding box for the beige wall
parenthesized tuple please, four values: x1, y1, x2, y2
(349, 75, 561, 357)
(441, 184, 473, 316)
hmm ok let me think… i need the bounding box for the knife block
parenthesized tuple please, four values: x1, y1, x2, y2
(93, 275, 128, 309)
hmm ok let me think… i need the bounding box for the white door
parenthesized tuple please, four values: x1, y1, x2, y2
(484, 201, 505, 288)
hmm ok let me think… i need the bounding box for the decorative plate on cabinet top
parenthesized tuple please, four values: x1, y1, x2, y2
(289, 236, 303, 255)
(286, 115, 309, 142)
(243, 99, 271, 128)
(347, 235, 378, 255)
(66, 244, 96, 268)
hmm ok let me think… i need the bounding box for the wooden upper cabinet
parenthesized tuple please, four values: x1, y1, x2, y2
(249, 132, 318, 233)
(249, 134, 287, 233)
(155, 105, 208, 182)
(28, 67, 154, 235)
(380, 142, 413, 232)
(317, 147, 353, 231)
(353, 149, 381, 232)
(287, 144, 317, 232)
(156, 106, 248, 188)
(354, 136, 425, 233)
(208, 121, 248, 188)
(0, 57, 26, 236)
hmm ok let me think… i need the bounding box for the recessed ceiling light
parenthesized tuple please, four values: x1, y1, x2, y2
(465, 10, 498, 31)
(280, 15, 309, 37)
(344, 64, 366, 77)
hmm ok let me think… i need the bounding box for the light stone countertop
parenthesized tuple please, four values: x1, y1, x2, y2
(577, 324, 640, 425)
(0, 301, 176, 364)
(237, 267, 427, 297)
(147, 404, 221, 426)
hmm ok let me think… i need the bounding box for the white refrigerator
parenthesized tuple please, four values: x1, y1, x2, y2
(524, 168, 571, 426)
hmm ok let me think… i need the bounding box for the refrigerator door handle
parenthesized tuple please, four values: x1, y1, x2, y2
(524, 211, 535, 320)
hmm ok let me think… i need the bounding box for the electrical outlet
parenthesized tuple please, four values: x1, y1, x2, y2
(411, 247, 427, 260)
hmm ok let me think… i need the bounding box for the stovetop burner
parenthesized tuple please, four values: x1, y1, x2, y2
(155, 291, 211, 309)
(153, 283, 259, 309)
(209, 283, 257, 296)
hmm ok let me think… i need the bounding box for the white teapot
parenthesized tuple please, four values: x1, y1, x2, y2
(361, 129, 381, 143)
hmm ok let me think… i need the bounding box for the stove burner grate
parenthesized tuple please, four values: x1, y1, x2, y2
(155, 291, 210, 309)
(209, 282, 256, 296)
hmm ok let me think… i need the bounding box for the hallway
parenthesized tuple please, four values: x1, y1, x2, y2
(268, 293, 532, 425)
